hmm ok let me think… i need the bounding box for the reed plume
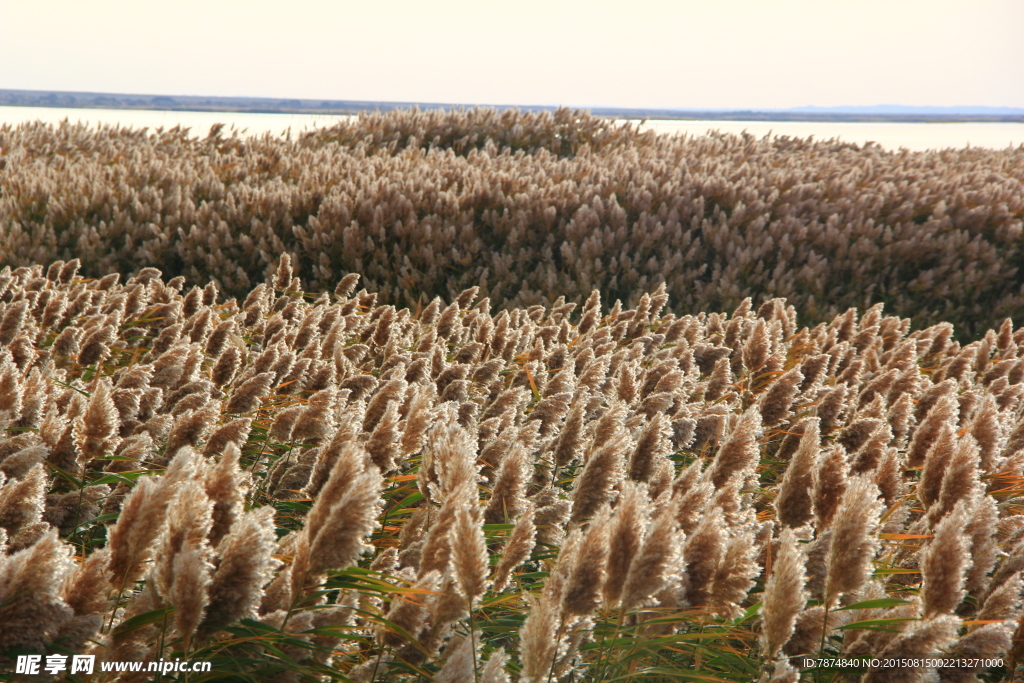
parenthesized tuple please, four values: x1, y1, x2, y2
(224, 371, 275, 414)
(813, 445, 849, 529)
(759, 368, 803, 427)
(451, 504, 489, 605)
(484, 444, 529, 524)
(906, 394, 957, 469)
(72, 377, 120, 464)
(824, 476, 882, 608)
(929, 434, 982, 526)
(920, 501, 969, 617)
(570, 433, 627, 525)
(864, 615, 960, 683)
(603, 481, 650, 608)
(105, 470, 180, 585)
(480, 647, 510, 683)
(201, 506, 279, 635)
(203, 443, 248, 547)
(620, 502, 683, 613)
(682, 506, 726, 610)
(492, 503, 536, 592)
(563, 506, 610, 616)
(0, 300, 29, 346)
(628, 411, 672, 482)
(707, 407, 762, 488)
(760, 528, 808, 659)
(305, 468, 381, 578)
(202, 417, 252, 458)
(0, 530, 76, 656)
(518, 533, 577, 683)
(918, 422, 955, 510)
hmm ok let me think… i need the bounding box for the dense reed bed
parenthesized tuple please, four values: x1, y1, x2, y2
(1, 256, 1023, 682)
(2, 108, 1023, 339)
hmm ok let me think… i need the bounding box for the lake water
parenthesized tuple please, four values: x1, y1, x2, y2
(0, 106, 355, 139)
(633, 118, 1024, 153)
(2, 105, 1023, 153)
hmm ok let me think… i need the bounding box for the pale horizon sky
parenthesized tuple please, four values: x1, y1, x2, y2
(1, 1, 1022, 111)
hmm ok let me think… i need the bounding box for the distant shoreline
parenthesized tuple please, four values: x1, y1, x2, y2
(2, 89, 1023, 123)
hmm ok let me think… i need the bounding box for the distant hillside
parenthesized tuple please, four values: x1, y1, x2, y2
(2, 89, 1024, 122)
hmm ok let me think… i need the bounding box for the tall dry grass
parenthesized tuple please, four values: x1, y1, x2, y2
(0, 256, 1022, 680)
(1, 108, 1023, 338)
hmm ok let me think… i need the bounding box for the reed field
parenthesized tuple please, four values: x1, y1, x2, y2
(1, 109, 1024, 682)
(1, 108, 1023, 339)
(0, 253, 1021, 682)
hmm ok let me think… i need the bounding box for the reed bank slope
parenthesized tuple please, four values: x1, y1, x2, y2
(1, 108, 1023, 341)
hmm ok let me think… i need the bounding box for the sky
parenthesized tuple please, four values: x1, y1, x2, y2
(1, 0, 1022, 111)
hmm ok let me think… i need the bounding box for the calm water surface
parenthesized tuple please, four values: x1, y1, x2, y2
(631, 118, 1024, 153)
(0, 106, 354, 139)
(2, 106, 1023, 153)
